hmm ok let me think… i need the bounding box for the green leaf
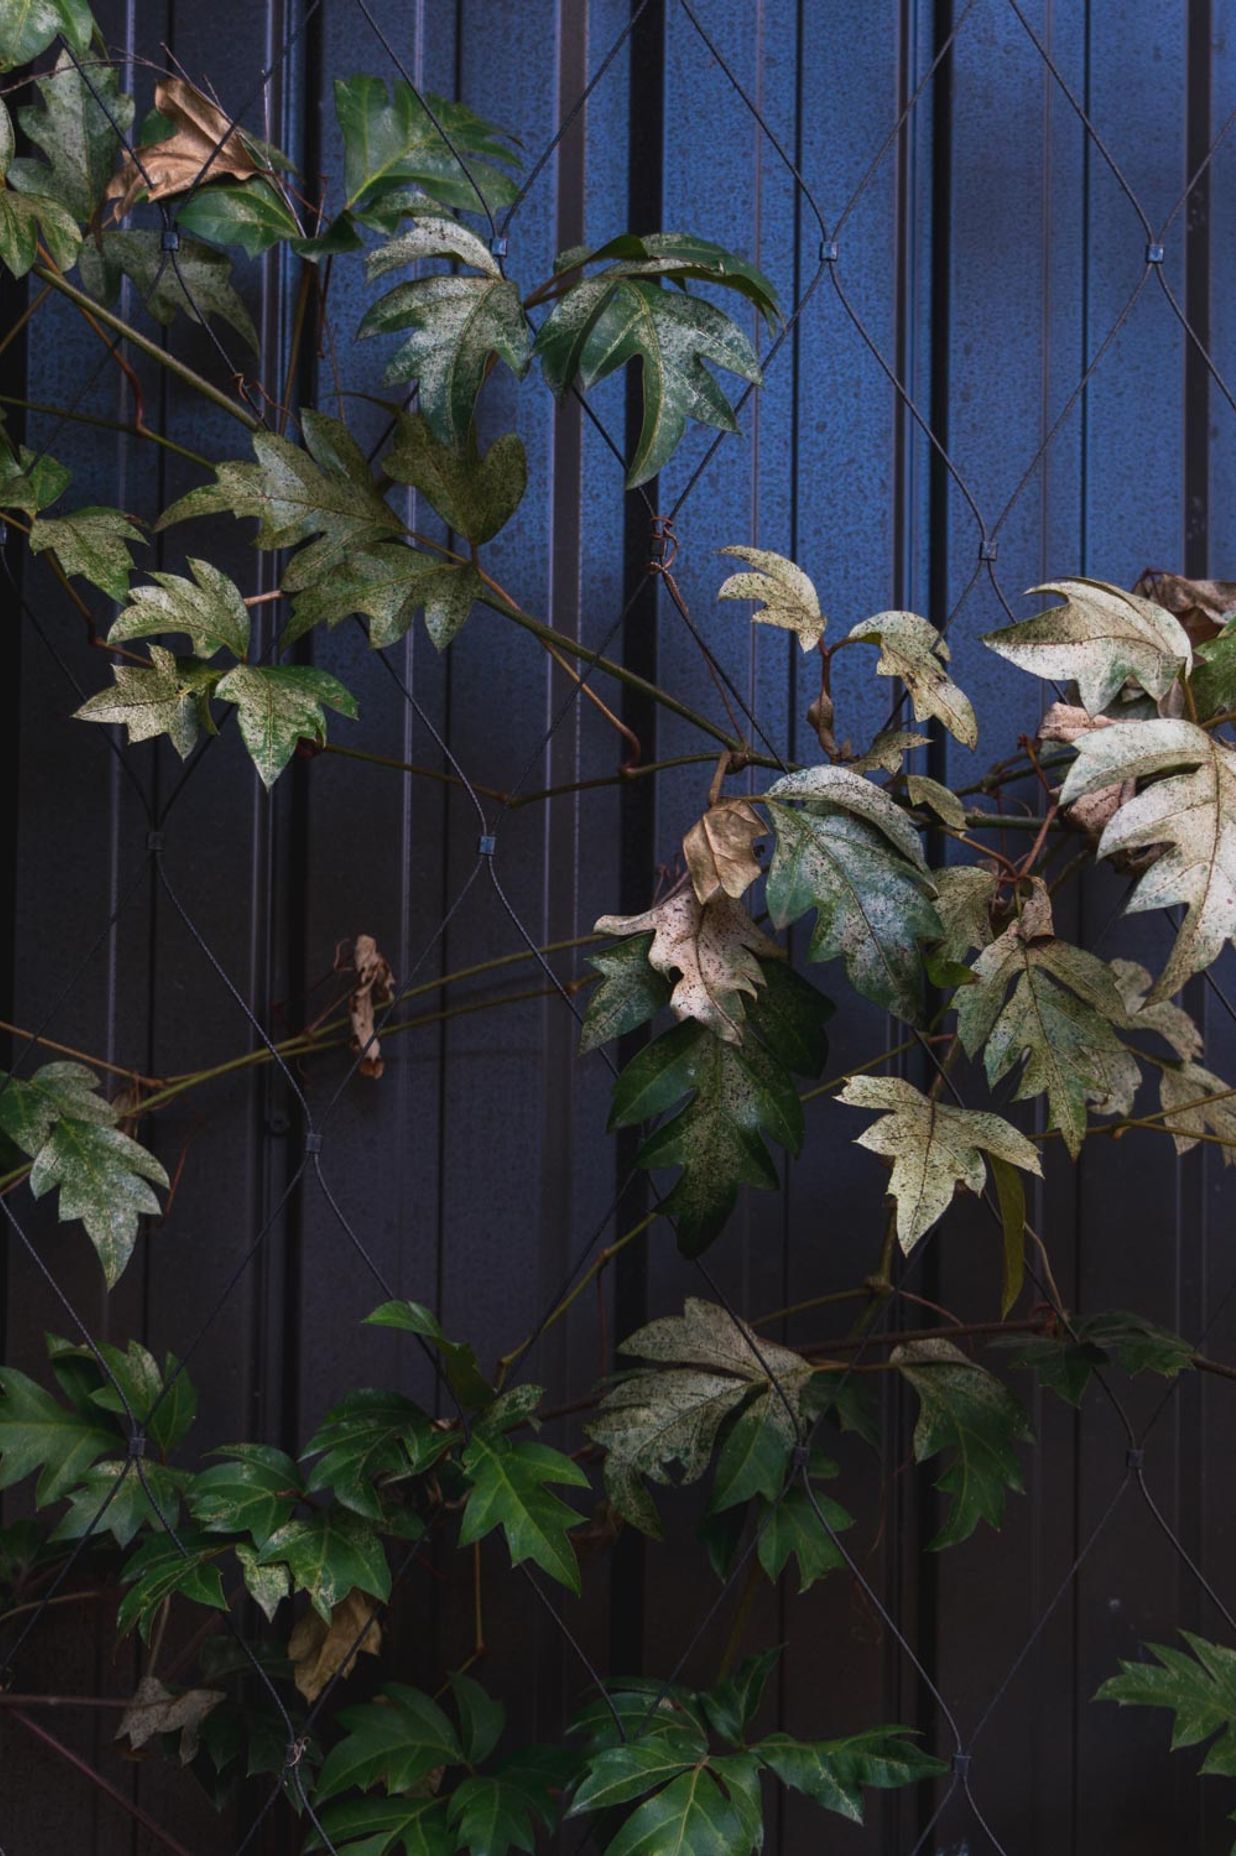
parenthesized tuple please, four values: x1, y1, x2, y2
(761, 773, 940, 1023)
(0, 1365, 116, 1505)
(117, 1529, 227, 1640)
(755, 1726, 944, 1822)
(285, 549, 484, 653)
(28, 506, 144, 601)
(983, 577, 1192, 714)
(0, 1059, 112, 1155)
(1190, 615, 1236, 720)
(158, 411, 402, 593)
(893, 1338, 1032, 1548)
(458, 1433, 589, 1593)
(213, 663, 358, 787)
(176, 178, 301, 256)
(579, 933, 672, 1054)
(359, 272, 531, 447)
(0, 185, 79, 276)
(301, 1387, 450, 1520)
(587, 1298, 812, 1534)
(535, 274, 762, 489)
(76, 1337, 196, 1455)
(1099, 1633, 1236, 1783)
(258, 1506, 391, 1621)
(569, 1741, 698, 1816)
(755, 1472, 852, 1593)
(385, 412, 526, 545)
(717, 545, 824, 651)
(74, 644, 220, 760)
(311, 1794, 452, 1856)
(847, 609, 977, 747)
(314, 1682, 462, 1802)
(364, 1301, 495, 1410)
(0, 0, 93, 73)
(9, 49, 132, 221)
(333, 74, 520, 222)
(53, 1457, 187, 1547)
(994, 1310, 1194, 1407)
(596, 1765, 747, 1856)
(188, 1443, 303, 1545)
(450, 1671, 505, 1766)
(562, 232, 779, 320)
(838, 1074, 1041, 1254)
(108, 557, 249, 659)
(955, 886, 1141, 1157)
(1059, 717, 1236, 1004)
(990, 1151, 1027, 1316)
(28, 1113, 168, 1286)
(79, 230, 258, 351)
(449, 1760, 563, 1856)
(700, 1648, 781, 1744)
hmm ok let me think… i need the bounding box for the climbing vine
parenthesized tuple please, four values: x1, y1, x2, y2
(3, 9, 1236, 1853)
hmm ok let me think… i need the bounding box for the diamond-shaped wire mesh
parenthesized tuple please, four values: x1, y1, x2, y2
(2, 1, 1235, 1851)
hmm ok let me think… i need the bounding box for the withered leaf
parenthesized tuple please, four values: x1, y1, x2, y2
(1133, 570, 1236, 646)
(338, 934, 396, 1079)
(117, 1676, 223, 1764)
(682, 799, 764, 905)
(1039, 703, 1131, 839)
(107, 78, 266, 219)
(288, 1587, 383, 1701)
(847, 610, 978, 749)
(594, 887, 780, 1043)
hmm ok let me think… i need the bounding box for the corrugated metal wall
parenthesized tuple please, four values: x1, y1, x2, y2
(4, 1, 1236, 1850)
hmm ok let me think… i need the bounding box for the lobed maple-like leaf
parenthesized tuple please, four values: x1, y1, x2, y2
(682, 799, 766, 906)
(984, 576, 1191, 714)
(108, 556, 249, 659)
(28, 506, 144, 601)
(1099, 1632, 1236, 1818)
(75, 643, 220, 759)
(258, 1505, 391, 1622)
(595, 887, 779, 1044)
(360, 271, 532, 447)
(1060, 717, 1236, 1003)
(213, 663, 358, 787)
(893, 1338, 1032, 1548)
(717, 546, 824, 651)
(80, 230, 258, 351)
(587, 1297, 813, 1535)
(839, 1075, 1041, 1253)
(0, 0, 93, 72)
(9, 49, 133, 222)
(846, 609, 977, 747)
(458, 1433, 589, 1593)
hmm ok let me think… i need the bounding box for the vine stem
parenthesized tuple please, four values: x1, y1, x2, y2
(33, 265, 262, 432)
(493, 1212, 657, 1387)
(0, 393, 213, 469)
(9, 1709, 198, 1856)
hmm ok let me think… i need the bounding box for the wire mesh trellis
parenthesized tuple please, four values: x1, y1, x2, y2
(2, 1, 1236, 1852)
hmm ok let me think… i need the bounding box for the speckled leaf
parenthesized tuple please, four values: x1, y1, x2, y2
(1110, 958, 1202, 1061)
(0, 1059, 113, 1157)
(29, 1115, 167, 1286)
(535, 275, 762, 489)
(1158, 1061, 1236, 1165)
(158, 411, 403, 592)
(116, 1532, 228, 1641)
(9, 50, 132, 221)
(587, 1299, 812, 1536)
(717, 546, 824, 651)
(839, 1075, 1041, 1253)
(80, 230, 258, 351)
(214, 663, 358, 787)
(258, 1506, 390, 1622)
(385, 412, 526, 544)
(595, 888, 779, 1044)
(28, 506, 144, 601)
(956, 888, 1140, 1156)
(52, 1457, 187, 1547)
(0, 0, 93, 73)
(931, 865, 998, 962)
(893, 1338, 1032, 1548)
(359, 273, 531, 447)
(75, 644, 220, 759)
(906, 775, 966, 828)
(1060, 718, 1236, 1003)
(762, 793, 939, 1024)
(188, 1443, 303, 1546)
(0, 186, 79, 275)
(762, 764, 927, 866)
(850, 728, 930, 774)
(0, 417, 69, 513)
(579, 932, 671, 1055)
(109, 557, 249, 658)
(367, 214, 499, 280)
(983, 577, 1192, 714)
(847, 610, 977, 747)
(287, 551, 484, 653)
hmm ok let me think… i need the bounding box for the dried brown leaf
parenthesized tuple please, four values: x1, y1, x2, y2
(288, 1588, 383, 1701)
(682, 799, 764, 905)
(1039, 704, 1131, 840)
(594, 887, 780, 1042)
(107, 78, 262, 219)
(116, 1676, 223, 1764)
(1133, 571, 1236, 647)
(338, 933, 396, 1079)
